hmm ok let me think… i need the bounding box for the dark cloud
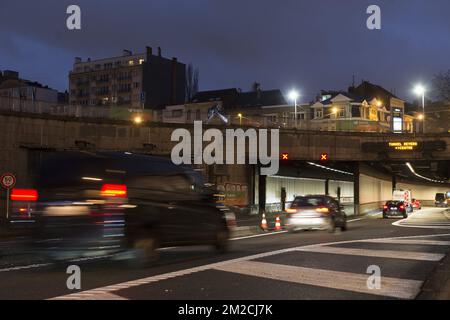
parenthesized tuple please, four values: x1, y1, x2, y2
(0, 0, 449, 101)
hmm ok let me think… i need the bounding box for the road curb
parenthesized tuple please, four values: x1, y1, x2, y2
(230, 226, 266, 238)
(417, 252, 450, 300)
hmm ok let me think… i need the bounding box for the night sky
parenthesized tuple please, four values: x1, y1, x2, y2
(0, 0, 449, 102)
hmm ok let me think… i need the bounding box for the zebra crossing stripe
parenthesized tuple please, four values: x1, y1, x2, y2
(362, 239, 450, 246)
(55, 292, 127, 300)
(296, 246, 444, 261)
(213, 260, 423, 299)
(50, 233, 450, 300)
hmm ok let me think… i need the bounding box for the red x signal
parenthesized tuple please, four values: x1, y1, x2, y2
(281, 153, 289, 160)
(320, 153, 329, 161)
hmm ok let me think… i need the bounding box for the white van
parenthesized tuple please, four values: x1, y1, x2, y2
(392, 189, 413, 213)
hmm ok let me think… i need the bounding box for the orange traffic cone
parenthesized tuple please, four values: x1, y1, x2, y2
(260, 213, 268, 231)
(274, 215, 282, 231)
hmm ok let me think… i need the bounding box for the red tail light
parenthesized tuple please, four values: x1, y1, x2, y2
(383, 205, 388, 210)
(100, 184, 127, 198)
(10, 189, 38, 201)
(285, 208, 298, 214)
(399, 205, 405, 210)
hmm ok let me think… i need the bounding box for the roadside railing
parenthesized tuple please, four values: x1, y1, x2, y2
(0, 97, 110, 118)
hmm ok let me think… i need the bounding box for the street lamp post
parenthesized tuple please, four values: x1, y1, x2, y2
(413, 85, 426, 134)
(288, 90, 300, 128)
(238, 113, 243, 126)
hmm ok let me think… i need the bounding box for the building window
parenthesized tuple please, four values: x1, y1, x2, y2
(393, 117, 403, 132)
(315, 109, 323, 119)
(139, 59, 145, 64)
(128, 60, 135, 66)
(267, 115, 277, 123)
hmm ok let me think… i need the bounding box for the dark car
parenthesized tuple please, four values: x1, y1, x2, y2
(383, 201, 408, 219)
(285, 195, 347, 232)
(32, 151, 232, 262)
(435, 193, 447, 207)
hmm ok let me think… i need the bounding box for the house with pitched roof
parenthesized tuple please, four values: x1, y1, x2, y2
(309, 81, 414, 132)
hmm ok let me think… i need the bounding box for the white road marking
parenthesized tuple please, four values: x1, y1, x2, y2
(347, 217, 365, 222)
(50, 246, 300, 300)
(392, 208, 450, 229)
(214, 260, 423, 299)
(362, 239, 450, 246)
(393, 220, 450, 229)
(0, 263, 52, 273)
(50, 232, 450, 300)
(296, 246, 444, 261)
(55, 291, 128, 300)
(230, 230, 287, 241)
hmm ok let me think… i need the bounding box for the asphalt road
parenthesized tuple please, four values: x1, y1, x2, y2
(0, 207, 449, 300)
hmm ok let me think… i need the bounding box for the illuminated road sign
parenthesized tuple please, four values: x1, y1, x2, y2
(0, 173, 16, 189)
(388, 141, 419, 151)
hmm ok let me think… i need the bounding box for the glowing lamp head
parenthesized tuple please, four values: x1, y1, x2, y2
(417, 114, 424, 120)
(332, 107, 338, 114)
(133, 116, 143, 124)
(288, 90, 300, 101)
(413, 85, 426, 96)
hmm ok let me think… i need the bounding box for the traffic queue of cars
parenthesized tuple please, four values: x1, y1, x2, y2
(2, 151, 234, 264)
(2, 151, 447, 263)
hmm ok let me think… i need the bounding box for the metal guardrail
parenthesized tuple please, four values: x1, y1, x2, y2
(0, 97, 110, 118)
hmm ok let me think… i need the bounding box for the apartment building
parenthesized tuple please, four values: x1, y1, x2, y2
(69, 47, 186, 110)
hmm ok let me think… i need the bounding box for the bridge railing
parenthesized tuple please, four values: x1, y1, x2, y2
(0, 96, 110, 118)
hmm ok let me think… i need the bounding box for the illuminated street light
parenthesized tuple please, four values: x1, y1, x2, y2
(413, 84, 426, 96)
(237, 113, 243, 126)
(413, 84, 426, 134)
(406, 162, 445, 184)
(288, 90, 300, 128)
(332, 107, 338, 114)
(376, 100, 382, 107)
(133, 115, 143, 124)
(417, 113, 424, 121)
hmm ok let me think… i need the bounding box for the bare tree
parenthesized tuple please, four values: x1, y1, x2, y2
(433, 70, 450, 102)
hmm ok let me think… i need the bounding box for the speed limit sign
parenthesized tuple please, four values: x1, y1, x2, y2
(0, 173, 16, 189)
